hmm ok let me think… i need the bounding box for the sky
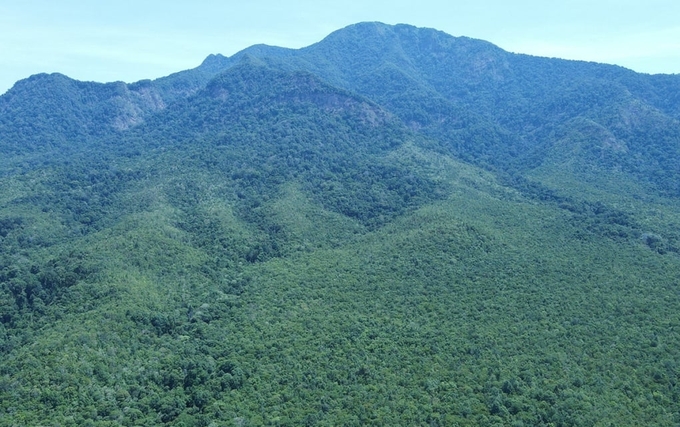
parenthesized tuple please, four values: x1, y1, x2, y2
(1, 0, 679, 95)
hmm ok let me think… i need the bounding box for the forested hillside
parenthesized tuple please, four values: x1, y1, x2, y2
(1, 22, 680, 426)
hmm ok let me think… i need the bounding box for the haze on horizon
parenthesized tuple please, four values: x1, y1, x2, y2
(1, 0, 679, 95)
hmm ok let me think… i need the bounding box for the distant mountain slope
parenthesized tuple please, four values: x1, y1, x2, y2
(5, 22, 678, 194)
(0, 74, 165, 154)
(195, 22, 680, 194)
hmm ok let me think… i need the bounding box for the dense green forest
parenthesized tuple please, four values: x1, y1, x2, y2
(1, 22, 680, 426)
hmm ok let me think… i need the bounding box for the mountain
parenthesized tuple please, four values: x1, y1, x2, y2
(1, 22, 680, 426)
(5, 23, 680, 193)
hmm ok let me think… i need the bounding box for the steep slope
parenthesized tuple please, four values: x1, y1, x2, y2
(4, 22, 678, 196)
(0, 74, 166, 156)
(292, 24, 680, 196)
(195, 22, 680, 195)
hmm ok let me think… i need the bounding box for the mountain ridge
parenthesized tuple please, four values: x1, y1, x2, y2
(4, 22, 679, 195)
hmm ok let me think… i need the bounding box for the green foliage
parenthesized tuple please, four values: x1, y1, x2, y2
(1, 21, 680, 426)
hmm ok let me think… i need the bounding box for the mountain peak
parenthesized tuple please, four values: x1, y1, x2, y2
(199, 53, 232, 73)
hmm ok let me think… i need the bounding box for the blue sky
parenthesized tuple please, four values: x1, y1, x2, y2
(1, 0, 679, 94)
